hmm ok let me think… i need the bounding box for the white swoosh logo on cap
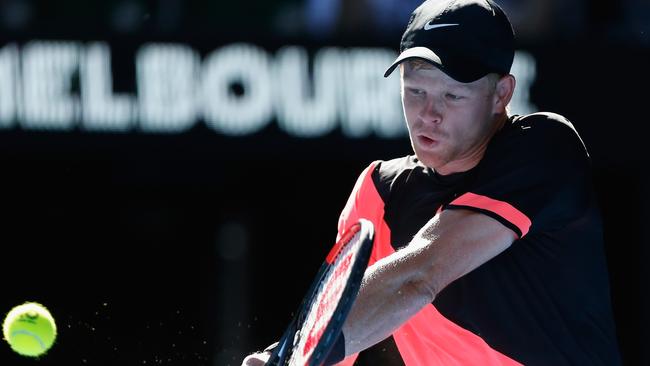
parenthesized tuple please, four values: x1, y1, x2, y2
(424, 22, 459, 31)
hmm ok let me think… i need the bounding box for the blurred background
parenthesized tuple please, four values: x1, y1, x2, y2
(0, 0, 648, 365)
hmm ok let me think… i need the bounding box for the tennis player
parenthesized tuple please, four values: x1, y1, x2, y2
(243, 0, 621, 364)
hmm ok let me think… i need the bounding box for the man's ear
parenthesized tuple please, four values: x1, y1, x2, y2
(494, 74, 516, 113)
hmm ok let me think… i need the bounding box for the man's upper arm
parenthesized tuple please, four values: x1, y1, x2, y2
(445, 113, 591, 238)
(404, 207, 517, 299)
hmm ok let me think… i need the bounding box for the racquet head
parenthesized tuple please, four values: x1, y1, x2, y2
(267, 218, 374, 366)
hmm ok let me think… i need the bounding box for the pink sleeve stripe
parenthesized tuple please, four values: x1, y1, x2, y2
(450, 192, 532, 237)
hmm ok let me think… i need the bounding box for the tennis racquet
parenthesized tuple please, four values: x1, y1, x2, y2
(266, 218, 374, 366)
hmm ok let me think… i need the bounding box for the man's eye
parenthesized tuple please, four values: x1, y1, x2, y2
(446, 93, 462, 100)
(409, 88, 425, 96)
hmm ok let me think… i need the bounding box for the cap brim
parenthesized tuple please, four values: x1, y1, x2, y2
(383, 46, 491, 83)
(383, 47, 443, 78)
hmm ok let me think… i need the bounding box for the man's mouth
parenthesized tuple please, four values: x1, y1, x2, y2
(417, 134, 439, 147)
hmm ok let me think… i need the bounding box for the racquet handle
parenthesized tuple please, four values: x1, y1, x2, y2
(265, 319, 295, 366)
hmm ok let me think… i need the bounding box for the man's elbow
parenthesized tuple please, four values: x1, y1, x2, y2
(405, 276, 438, 305)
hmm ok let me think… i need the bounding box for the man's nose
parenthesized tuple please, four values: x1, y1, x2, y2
(419, 98, 443, 124)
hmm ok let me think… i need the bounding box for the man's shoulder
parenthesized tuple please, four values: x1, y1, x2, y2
(371, 155, 426, 180)
(512, 112, 578, 133)
(500, 112, 589, 158)
(358, 156, 429, 198)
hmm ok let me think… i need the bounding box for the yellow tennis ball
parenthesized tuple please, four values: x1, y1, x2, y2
(2, 302, 57, 357)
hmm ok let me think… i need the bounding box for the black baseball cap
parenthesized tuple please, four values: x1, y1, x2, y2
(384, 0, 515, 83)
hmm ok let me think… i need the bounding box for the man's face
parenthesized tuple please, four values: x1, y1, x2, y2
(401, 63, 500, 174)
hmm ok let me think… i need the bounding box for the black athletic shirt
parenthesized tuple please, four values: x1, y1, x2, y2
(335, 112, 621, 365)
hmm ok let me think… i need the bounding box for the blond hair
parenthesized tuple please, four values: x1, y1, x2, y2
(400, 58, 435, 74)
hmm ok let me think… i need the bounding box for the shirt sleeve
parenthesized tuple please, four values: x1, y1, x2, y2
(336, 161, 384, 240)
(443, 113, 593, 238)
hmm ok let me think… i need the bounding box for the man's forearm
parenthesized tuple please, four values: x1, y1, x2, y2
(341, 240, 436, 355)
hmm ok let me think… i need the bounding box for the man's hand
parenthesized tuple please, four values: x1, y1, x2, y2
(241, 342, 278, 366)
(241, 351, 270, 366)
